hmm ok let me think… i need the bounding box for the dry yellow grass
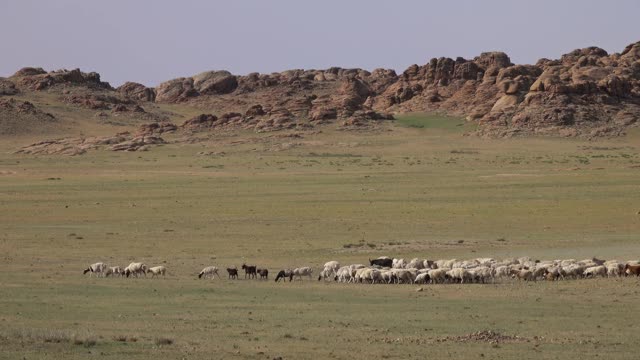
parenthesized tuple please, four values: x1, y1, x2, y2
(1, 114, 639, 359)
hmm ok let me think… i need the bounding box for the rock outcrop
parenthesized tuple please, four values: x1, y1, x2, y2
(0, 98, 58, 136)
(373, 42, 640, 137)
(15, 133, 166, 155)
(4, 40, 640, 139)
(11, 68, 112, 91)
(117, 82, 156, 102)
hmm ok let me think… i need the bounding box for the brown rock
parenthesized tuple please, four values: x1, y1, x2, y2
(0, 79, 18, 95)
(192, 71, 238, 95)
(155, 77, 197, 102)
(117, 82, 156, 102)
(245, 104, 265, 117)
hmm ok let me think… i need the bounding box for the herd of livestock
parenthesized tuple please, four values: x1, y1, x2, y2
(83, 256, 640, 284)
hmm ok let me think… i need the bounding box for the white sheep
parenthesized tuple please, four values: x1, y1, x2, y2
(124, 262, 148, 278)
(319, 261, 340, 280)
(511, 269, 534, 281)
(147, 266, 166, 278)
(414, 273, 430, 284)
(198, 266, 220, 279)
(380, 270, 394, 284)
(446, 268, 470, 283)
(406, 258, 425, 270)
(335, 266, 353, 283)
(583, 265, 606, 278)
(434, 259, 456, 270)
(492, 266, 510, 279)
(560, 264, 585, 279)
(391, 269, 414, 284)
(468, 266, 492, 283)
(361, 269, 382, 284)
(606, 263, 624, 277)
(105, 266, 123, 277)
(427, 269, 447, 284)
(83, 262, 107, 277)
(292, 267, 313, 280)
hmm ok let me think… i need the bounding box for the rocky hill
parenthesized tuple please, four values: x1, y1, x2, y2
(2, 41, 639, 144)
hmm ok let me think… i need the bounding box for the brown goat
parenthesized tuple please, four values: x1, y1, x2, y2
(242, 264, 257, 279)
(257, 268, 268, 280)
(624, 264, 640, 276)
(227, 267, 239, 279)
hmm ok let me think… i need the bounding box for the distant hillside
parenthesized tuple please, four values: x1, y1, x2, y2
(1, 41, 639, 139)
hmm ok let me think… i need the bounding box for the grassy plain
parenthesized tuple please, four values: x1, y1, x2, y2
(1, 114, 639, 359)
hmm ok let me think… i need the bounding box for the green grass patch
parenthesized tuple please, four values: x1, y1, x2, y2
(394, 112, 470, 131)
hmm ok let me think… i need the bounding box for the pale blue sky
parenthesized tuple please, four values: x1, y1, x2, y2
(1, 0, 638, 86)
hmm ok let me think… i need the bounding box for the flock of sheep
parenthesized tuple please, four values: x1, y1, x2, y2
(83, 262, 165, 278)
(317, 256, 640, 284)
(83, 256, 640, 284)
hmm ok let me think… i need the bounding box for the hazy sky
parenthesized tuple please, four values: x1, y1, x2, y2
(1, 1, 638, 87)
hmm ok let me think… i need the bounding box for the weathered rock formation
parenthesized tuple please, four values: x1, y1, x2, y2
(4, 40, 640, 138)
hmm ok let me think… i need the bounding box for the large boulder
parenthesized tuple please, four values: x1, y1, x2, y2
(0, 79, 18, 96)
(192, 71, 238, 95)
(117, 82, 156, 102)
(155, 77, 197, 102)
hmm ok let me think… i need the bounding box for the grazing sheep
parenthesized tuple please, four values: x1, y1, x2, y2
(83, 262, 107, 277)
(360, 269, 382, 284)
(561, 264, 585, 279)
(583, 265, 606, 278)
(319, 261, 340, 281)
(406, 258, 425, 270)
(475, 258, 495, 266)
(492, 266, 510, 280)
(392, 258, 407, 269)
(435, 259, 457, 270)
(511, 269, 534, 281)
(468, 266, 492, 283)
(147, 266, 166, 278)
(124, 263, 147, 278)
(543, 267, 561, 281)
(227, 267, 239, 279)
(379, 270, 394, 284)
(414, 273, 430, 284)
(317, 269, 333, 282)
(292, 267, 313, 280)
(446, 268, 470, 284)
(198, 266, 220, 279)
(427, 269, 447, 284)
(606, 263, 624, 277)
(334, 266, 350, 283)
(105, 266, 123, 277)
(390, 269, 414, 284)
(275, 269, 293, 282)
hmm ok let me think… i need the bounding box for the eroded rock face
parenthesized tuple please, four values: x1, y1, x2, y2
(0, 79, 18, 96)
(117, 82, 156, 102)
(373, 41, 640, 137)
(8, 40, 640, 139)
(12, 68, 112, 90)
(192, 71, 238, 94)
(155, 77, 197, 102)
(15, 133, 166, 155)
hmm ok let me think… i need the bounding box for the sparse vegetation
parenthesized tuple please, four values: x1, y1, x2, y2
(155, 337, 174, 346)
(0, 120, 639, 359)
